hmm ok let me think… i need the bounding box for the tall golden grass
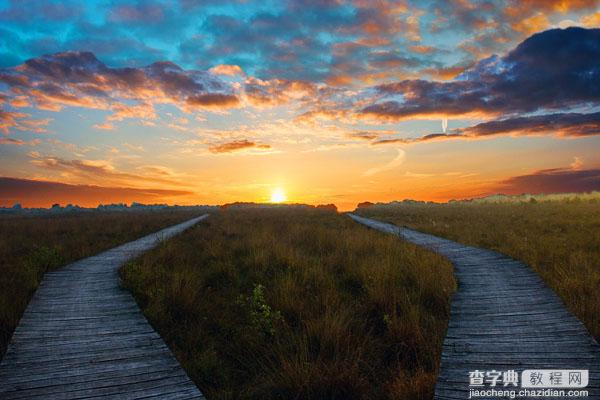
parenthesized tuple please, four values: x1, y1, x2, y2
(356, 197, 600, 341)
(121, 208, 455, 399)
(0, 210, 201, 358)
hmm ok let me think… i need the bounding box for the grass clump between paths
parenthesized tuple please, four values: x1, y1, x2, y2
(121, 208, 456, 400)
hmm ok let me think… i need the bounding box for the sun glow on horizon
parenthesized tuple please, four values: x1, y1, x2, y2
(270, 188, 287, 203)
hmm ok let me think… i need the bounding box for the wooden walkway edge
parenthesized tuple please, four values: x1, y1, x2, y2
(348, 214, 600, 400)
(0, 215, 209, 400)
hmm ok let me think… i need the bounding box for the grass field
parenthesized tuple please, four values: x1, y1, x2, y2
(0, 210, 203, 358)
(355, 198, 600, 342)
(121, 208, 455, 399)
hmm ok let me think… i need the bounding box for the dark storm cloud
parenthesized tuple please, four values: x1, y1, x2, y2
(361, 28, 600, 120)
(187, 93, 240, 108)
(460, 112, 600, 138)
(495, 168, 600, 195)
(370, 112, 600, 145)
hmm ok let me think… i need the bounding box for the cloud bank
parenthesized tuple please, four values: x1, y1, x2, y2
(362, 28, 600, 118)
(0, 177, 194, 208)
(495, 168, 600, 195)
(2, 28, 600, 145)
(351, 28, 600, 143)
(0, 51, 239, 129)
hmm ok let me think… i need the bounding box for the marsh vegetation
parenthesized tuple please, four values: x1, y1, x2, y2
(356, 197, 600, 341)
(121, 208, 455, 399)
(0, 210, 202, 358)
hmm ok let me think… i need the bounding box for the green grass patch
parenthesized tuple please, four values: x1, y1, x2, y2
(120, 208, 455, 399)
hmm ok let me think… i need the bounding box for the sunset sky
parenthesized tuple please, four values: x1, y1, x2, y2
(1, 0, 600, 210)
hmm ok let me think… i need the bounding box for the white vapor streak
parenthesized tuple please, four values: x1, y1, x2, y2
(363, 149, 406, 176)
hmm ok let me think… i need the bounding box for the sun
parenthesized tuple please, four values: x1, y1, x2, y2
(270, 188, 287, 203)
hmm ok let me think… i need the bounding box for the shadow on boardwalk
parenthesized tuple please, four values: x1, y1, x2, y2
(349, 214, 600, 400)
(0, 215, 208, 400)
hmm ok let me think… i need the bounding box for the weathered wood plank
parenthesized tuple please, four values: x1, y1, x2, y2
(348, 214, 600, 400)
(0, 215, 208, 399)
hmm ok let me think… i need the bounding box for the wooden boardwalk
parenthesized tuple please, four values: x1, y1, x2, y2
(349, 214, 600, 400)
(0, 215, 208, 400)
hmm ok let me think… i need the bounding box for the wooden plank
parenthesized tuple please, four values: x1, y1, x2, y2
(348, 214, 600, 400)
(1, 369, 190, 399)
(0, 355, 184, 385)
(0, 215, 208, 399)
(0, 365, 185, 393)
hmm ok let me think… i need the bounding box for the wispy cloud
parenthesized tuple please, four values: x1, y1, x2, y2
(208, 139, 272, 154)
(363, 149, 406, 176)
(0, 137, 41, 146)
(28, 153, 186, 188)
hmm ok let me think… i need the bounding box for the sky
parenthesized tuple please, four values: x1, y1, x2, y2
(1, 0, 600, 210)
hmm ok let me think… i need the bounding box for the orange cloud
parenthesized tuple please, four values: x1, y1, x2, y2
(108, 102, 157, 122)
(208, 139, 271, 154)
(0, 111, 50, 134)
(326, 74, 354, 87)
(581, 11, 600, 27)
(186, 93, 240, 108)
(0, 52, 242, 132)
(409, 45, 435, 54)
(93, 122, 115, 130)
(511, 13, 551, 35)
(244, 77, 317, 107)
(0, 111, 27, 134)
(505, 0, 599, 17)
(421, 65, 470, 80)
(209, 64, 245, 76)
(9, 96, 31, 108)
